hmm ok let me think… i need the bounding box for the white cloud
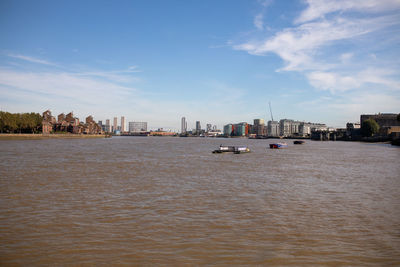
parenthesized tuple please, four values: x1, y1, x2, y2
(307, 71, 360, 92)
(234, 0, 400, 95)
(307, 68, 400, 93)
(0, 69, 135, 100)
(235, 15, 396, 71)
(254, 14, 264, 30)
(296, 0, 400, 24)
(6, 54, 57, 66)
(340, 53, 353, 63)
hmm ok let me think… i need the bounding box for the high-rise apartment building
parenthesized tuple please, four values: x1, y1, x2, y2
(113, 117, 118, 132)
(121, 116, 125, 132)
(181, 117, 187, 134)
(196, 121, 201, 134)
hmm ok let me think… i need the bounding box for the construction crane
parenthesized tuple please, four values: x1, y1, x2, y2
(269, 102, 274, 121)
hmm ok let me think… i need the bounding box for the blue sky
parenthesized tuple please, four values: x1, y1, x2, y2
(1, 0, 399, 131)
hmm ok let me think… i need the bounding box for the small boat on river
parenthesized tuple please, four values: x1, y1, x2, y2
(293, 140, 305, 145)
(212, 145, 250, 154)
(233, 146, 251, 154)
(269, 142, 288, 149)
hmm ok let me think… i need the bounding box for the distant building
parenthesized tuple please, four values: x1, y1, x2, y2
(224, 124, 234, 136)
(57, 113, 65, 123)
(105, 119, 111, 133)
(223, 122, 248, 136)
(181, 117, 187, 134)
(113, 117, 118, 132)
(361, 113, 400, 136)
(196, 121, 201, 134)
(279, 119, 292, 137)
(121, 116, 126, 132)
(299, 122, 326, 137)
(234, 122, 248, 136)
(42, 110, 102, 135)
(66, 112, 79, 126)
(361, 113, 400, 127)
(83, 115, 102, 134)
(129, 122, 148, 133)
(267, 121, 280, 137)
(42, 110, 56, 134)
(253, 119, 266, 136)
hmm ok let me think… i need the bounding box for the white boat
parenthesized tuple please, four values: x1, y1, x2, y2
(212, 145, 250, 154)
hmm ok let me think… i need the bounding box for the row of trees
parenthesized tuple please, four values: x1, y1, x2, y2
(0, 111, 42, 133)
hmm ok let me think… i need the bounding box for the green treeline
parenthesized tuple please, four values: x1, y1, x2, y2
(0, 111, 42, 133)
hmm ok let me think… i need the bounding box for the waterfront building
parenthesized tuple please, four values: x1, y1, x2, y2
(267, 121, 280, 137)
(57, 113, 65, 122)
(196, 121, 201, 134)
(65, 112, 79, 126)
(129, 122, 148, 133)
(360, 113, 400, 127)
(105, 119, 111, 133)
(181, 117, 187, 134)
(42, 110, 56, 134)
(42, 110, 102, 135)
(253, 119, 266, 136)
(121, 116, 125, 132)
(113, 117, 118, 132)
(234, 122, 248, 136)
(224, 124, 234, 136)
(298, 122, 326, 137)
(279, 119, 291, 137)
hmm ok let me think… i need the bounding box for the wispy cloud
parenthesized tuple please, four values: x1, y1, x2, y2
(0, 69, 136, 103)
(233, 0, 400, 95)
(254, 14, 264, 30)
(6, 53, 57, 66)
(295, 0, 400, 24)
(253, 0, 273, 31)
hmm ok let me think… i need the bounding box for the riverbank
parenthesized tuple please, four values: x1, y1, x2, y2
(0, 133, 106, 140)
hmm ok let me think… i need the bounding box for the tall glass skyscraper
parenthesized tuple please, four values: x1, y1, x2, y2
(196, 121, 201, 134)
(181, 117, 187, 134)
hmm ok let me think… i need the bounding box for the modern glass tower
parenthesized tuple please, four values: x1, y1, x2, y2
(181, 117, 187, 134)
(196, 121, 201, 134)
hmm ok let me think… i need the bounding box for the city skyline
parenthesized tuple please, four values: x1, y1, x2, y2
(1, 0, 399, 131)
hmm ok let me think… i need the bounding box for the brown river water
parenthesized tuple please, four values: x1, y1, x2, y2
(0, 137, 399, 266)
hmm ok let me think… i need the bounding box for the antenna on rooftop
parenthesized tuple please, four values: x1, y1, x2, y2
(269, 101, 274, 121)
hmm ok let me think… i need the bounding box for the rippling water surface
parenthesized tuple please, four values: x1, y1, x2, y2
(1, 137, 399, 265)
